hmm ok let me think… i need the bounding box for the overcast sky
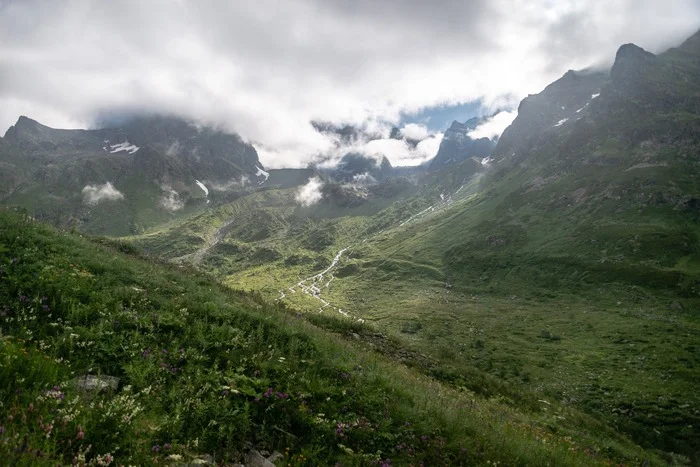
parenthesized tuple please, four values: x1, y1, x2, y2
(1, 0, 699, 167)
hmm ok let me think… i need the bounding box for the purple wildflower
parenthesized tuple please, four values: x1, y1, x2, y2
(275, 392, 289, 400)
(11, 257, 18, 264)
(151, 444, 160, 453)
(420, 435, 429, 442)
(161, 349, 168, 354)
(141, 348, 151, 359)
(263, 388, 273, 398)
(19, 295, 28, 303)
(163, 443, 172, 450)
(0, 426, 5, 435)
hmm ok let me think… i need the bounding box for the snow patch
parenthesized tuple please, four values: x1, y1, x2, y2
(575, 103, 589, 113)
(255, 166, 269, 184)
(109, 141, 140, 154)
(591, 93, 600, 99)
(554, 118, 569, 127)
(195, 180, 209, 204)
(481, 156, 493, 166)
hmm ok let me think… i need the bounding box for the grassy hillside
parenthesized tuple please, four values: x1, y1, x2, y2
(129, 154, 700, 462)
(2, 208, 670, 465)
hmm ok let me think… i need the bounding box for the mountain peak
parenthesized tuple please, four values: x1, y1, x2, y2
(615, 43, 653, 60)
(4, 115, 52, 141)
(610, 43, 657, 85)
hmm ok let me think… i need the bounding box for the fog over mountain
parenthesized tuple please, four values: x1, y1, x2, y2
(1, 0, 699, 168)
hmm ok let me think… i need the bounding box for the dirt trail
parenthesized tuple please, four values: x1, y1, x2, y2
(189, 218, 236, 264)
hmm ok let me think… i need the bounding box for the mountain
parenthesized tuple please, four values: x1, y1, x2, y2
(428, 117, 496, 170)
(126, 30, 700, 462)
(332, 152, 394, 182)
(0, 115, 266, 235)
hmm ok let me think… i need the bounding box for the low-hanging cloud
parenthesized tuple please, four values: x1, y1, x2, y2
(82, 182, 124, 205)
(400, 123, 430, 141)
(207, 176, 251, 192)
(1, 1, 699, 168)
(296, 176, 324, 206)
(159, 185, 184, 211)
(468, 110, 518, 140)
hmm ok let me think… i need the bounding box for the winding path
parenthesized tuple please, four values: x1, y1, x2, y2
(190, 218, 236, 264)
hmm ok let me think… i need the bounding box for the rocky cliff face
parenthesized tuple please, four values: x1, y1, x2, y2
(429, 117, 495, 171)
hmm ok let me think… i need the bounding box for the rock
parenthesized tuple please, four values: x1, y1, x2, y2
(260, 450, 270, 457)
(351, 332, 361, 340)
(267, 451, 283, 463)
(669, 301, 683, 311)
(245, 449, 275, 467)
(69, 375, 119, 392)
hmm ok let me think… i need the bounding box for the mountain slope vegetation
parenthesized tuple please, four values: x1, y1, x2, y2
(126, 31, 700, 463)
(0, 208, 667, 465)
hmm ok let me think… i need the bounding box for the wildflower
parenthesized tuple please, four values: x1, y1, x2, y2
(11, 257, 18, 264)
(163, 443, 172, 450)
(19, 295, 29, 303)
(141, 348, 151, 358)
(420, 435, 428, 442)
(76, 425, 85, 440)
(152, 444, 160, 453)
(263, 388, 273, 398)
(275, 392, 289, 400)
(0, 426, 5, 435)
(162, 349, 168, 354)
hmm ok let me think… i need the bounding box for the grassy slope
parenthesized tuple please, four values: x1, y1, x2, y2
(128, 149, 700, 462)
(2, 208, 668, 466)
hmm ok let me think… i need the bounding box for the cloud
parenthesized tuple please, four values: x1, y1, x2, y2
(1, 0, 699, 168)
(207, 176, 250, 191)
(296, 176, 324, 206)
(82, 182, 124, 205)
(358, 133, 445, 167)
(400, 123, 430, 141)
(352, 172, 377, 184)
(468, 110, 518, 140)
(159, 185, 184, 211)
